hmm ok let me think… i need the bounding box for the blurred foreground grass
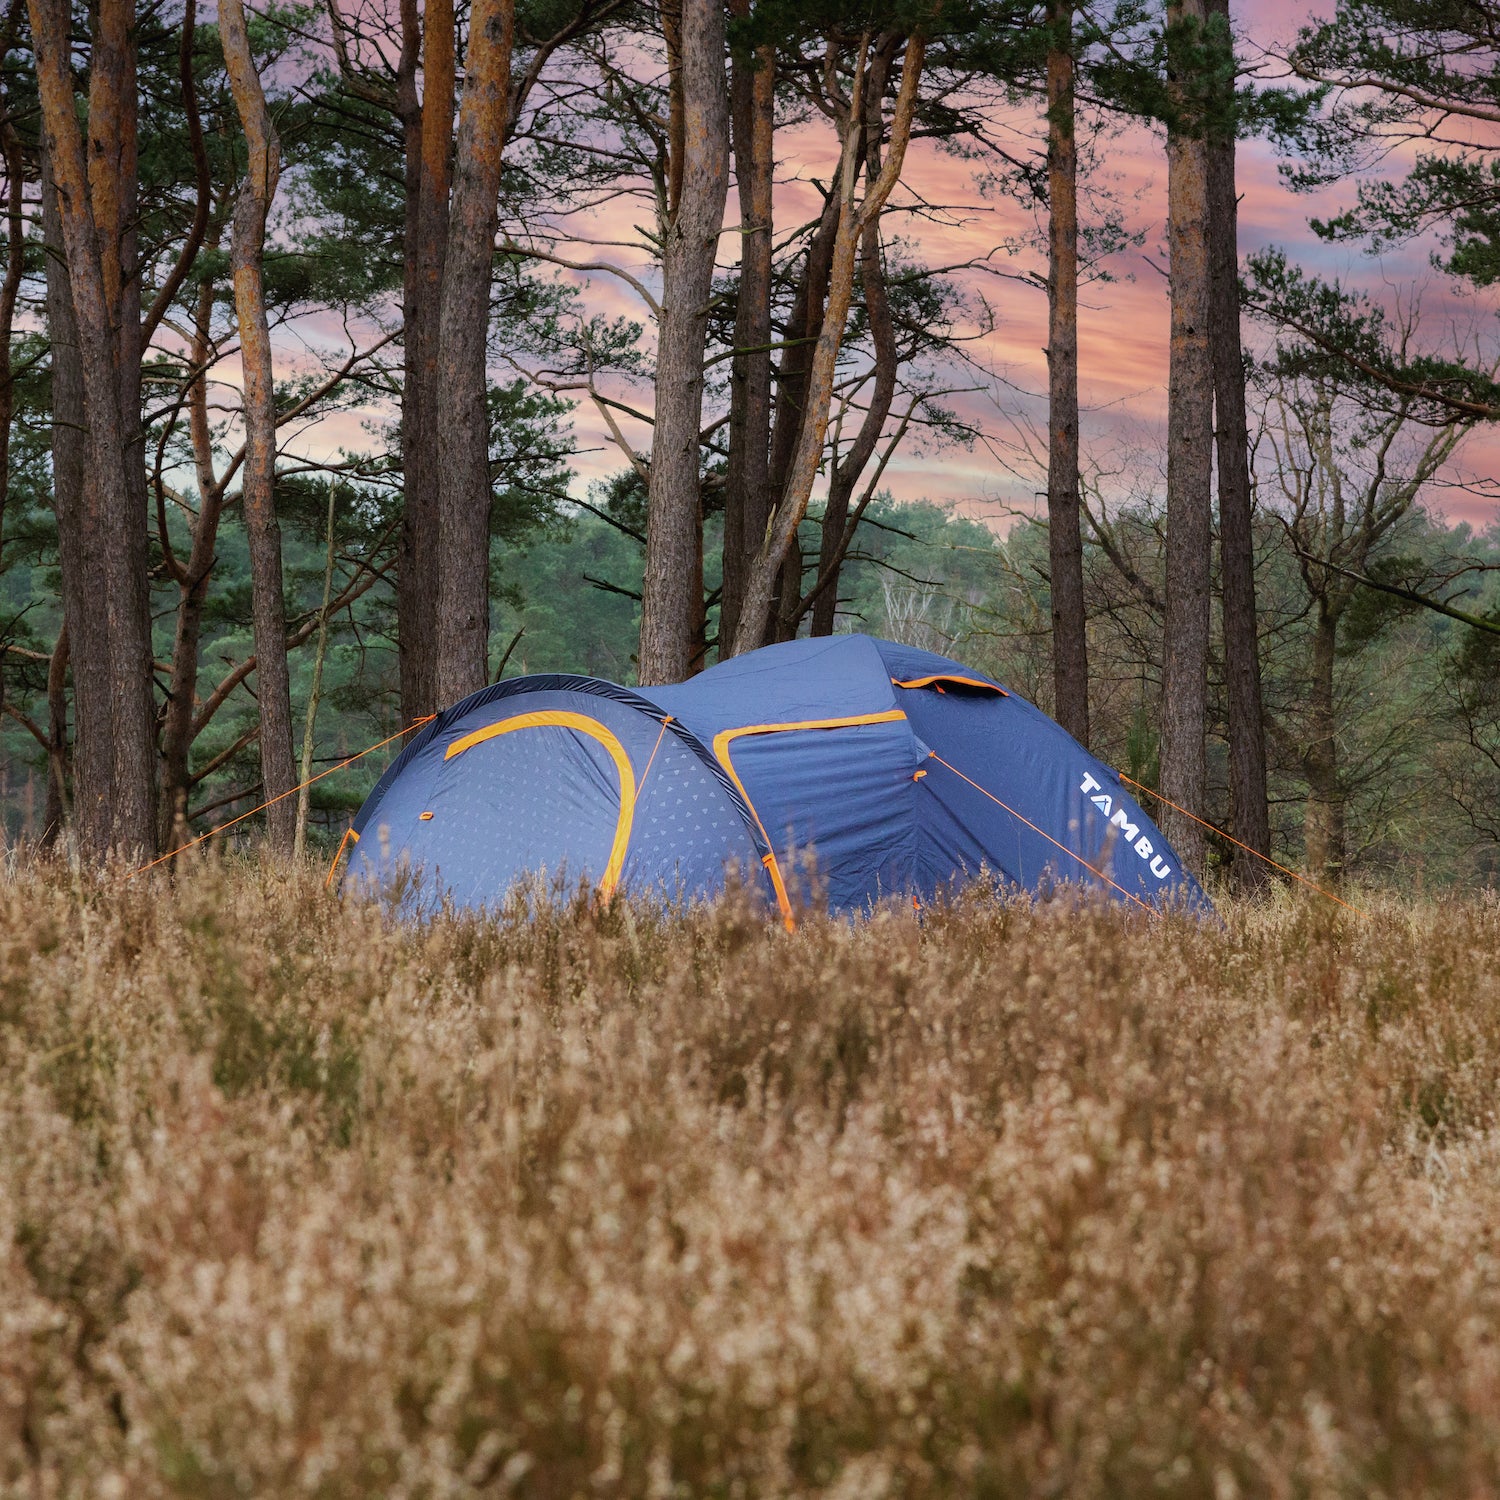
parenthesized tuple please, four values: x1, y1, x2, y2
(2, 859, 1499, 1497)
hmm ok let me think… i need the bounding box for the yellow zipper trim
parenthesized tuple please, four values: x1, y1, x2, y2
(445, 710, 637, 900)
(711, 709, 908, 930)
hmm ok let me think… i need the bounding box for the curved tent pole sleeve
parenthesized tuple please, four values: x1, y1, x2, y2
(445, 711, 639, 901)
(890, 675, 1007, 695)
(711, 709, 909, 931)
(351, 675, 756, 860)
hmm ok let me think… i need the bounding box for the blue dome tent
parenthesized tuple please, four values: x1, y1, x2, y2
(337, 635, 1208, 920)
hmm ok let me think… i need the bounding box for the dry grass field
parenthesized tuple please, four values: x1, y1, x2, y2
(2, 861, 1500, 1497)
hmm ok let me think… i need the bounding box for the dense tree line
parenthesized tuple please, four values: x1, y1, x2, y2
(0, 0, 1497, 889)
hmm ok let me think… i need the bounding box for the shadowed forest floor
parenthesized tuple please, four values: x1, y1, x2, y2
(2, 862, 1499, 1496)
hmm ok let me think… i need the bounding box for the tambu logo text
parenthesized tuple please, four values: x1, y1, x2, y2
(1079, 774, 1173, 880)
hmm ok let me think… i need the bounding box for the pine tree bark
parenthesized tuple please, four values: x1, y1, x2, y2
(1045, 0, 1089, 745)
(40, 155, 109, 852)
(397, 0, 452, 724)
(159, 271, 227, 845)
(719, 9, 774, 658)
(155, 4, 218, 848)
(757, 187, 839, 648)
(637, 0, 731, 685)
(732, 35, 925, 657)
(806, 204, 892, 638)
(1206, 0, 1270, 893)
(432, 0, 515, 707)
(294, 479, 338, 859)
(221, 0, 296, 853)
(90, 0, 156, 855)
(809, 42, 898, 639)
(772, 542, 804, 643)
(31, 0, 156, 857)
(769, 189, 839, 517)
(1159, 0, 1212, 880)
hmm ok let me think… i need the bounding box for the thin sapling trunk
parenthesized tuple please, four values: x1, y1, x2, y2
(294, 477, 338, 860)
(221, 0, 297, 853)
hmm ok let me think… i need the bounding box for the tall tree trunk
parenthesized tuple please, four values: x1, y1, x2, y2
(732, 35, 925, 657)
(761, 186, 839, 647)
(40, 154, 107, 851)
(398, 0, 451, 724)
(772, 545, 803, 643)
(159, 272, 226, 845)
(637, 0, 731, 685)
(44, 621, 69, 844)
(810, 44, 898, 639)
(1045, 0, 1089, 745)
(809, 228, 894, 639)
(1303, 605, 1343, 885)
(770, 188, 839, 499)
(91, 0, 155, 855)
(0, 118, 23, 626)
(1206, 0, 1270, 893)
(221, 0, 296, 853)
(432, 0, 515, 707)
(719, 12, 774, 658)
(155, 6, 216, 846)
(1158, 0, 1212, 880)
(31, 0, 156, 857)
(294, 478, 338, 859)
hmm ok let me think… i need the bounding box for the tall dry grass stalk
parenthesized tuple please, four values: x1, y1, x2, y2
(2, 859, 1499, 1496)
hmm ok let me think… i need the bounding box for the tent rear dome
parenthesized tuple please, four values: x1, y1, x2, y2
(340, 635, 1208, 917)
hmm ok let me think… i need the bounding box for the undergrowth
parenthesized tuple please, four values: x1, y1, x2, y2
(1, 857, 1499, 1497)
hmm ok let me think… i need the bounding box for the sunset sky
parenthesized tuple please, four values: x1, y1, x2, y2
(549, 0, 1500, 534)
(291, 0, 1500, 535)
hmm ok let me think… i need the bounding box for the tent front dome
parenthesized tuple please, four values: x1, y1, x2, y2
(341, 635, 1209, 918)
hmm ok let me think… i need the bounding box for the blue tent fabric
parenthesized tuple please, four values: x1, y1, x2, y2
(343, 635, 1210, 917)
(345, 678, 769, 911)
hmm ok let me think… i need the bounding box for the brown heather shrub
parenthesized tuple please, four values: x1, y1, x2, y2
(2, 858, 1500, 1497)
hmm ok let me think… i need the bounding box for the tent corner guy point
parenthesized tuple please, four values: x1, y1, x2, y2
(334, 634, 1209, 922)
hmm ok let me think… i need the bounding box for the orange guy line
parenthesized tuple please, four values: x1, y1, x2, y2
(927, 752, 1152, 913)
(1114, 772, 1367, 917)
(123, 715, 437, 883)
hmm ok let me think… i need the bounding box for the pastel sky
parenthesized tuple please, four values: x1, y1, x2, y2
(283, 0, 1500, 534)
(543, 0, 1500, 534)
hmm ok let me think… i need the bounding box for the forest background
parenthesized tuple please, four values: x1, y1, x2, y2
(0, 0, 1498, 890)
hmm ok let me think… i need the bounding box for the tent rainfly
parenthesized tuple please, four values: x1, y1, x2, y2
(338, 634, 1209, 920)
